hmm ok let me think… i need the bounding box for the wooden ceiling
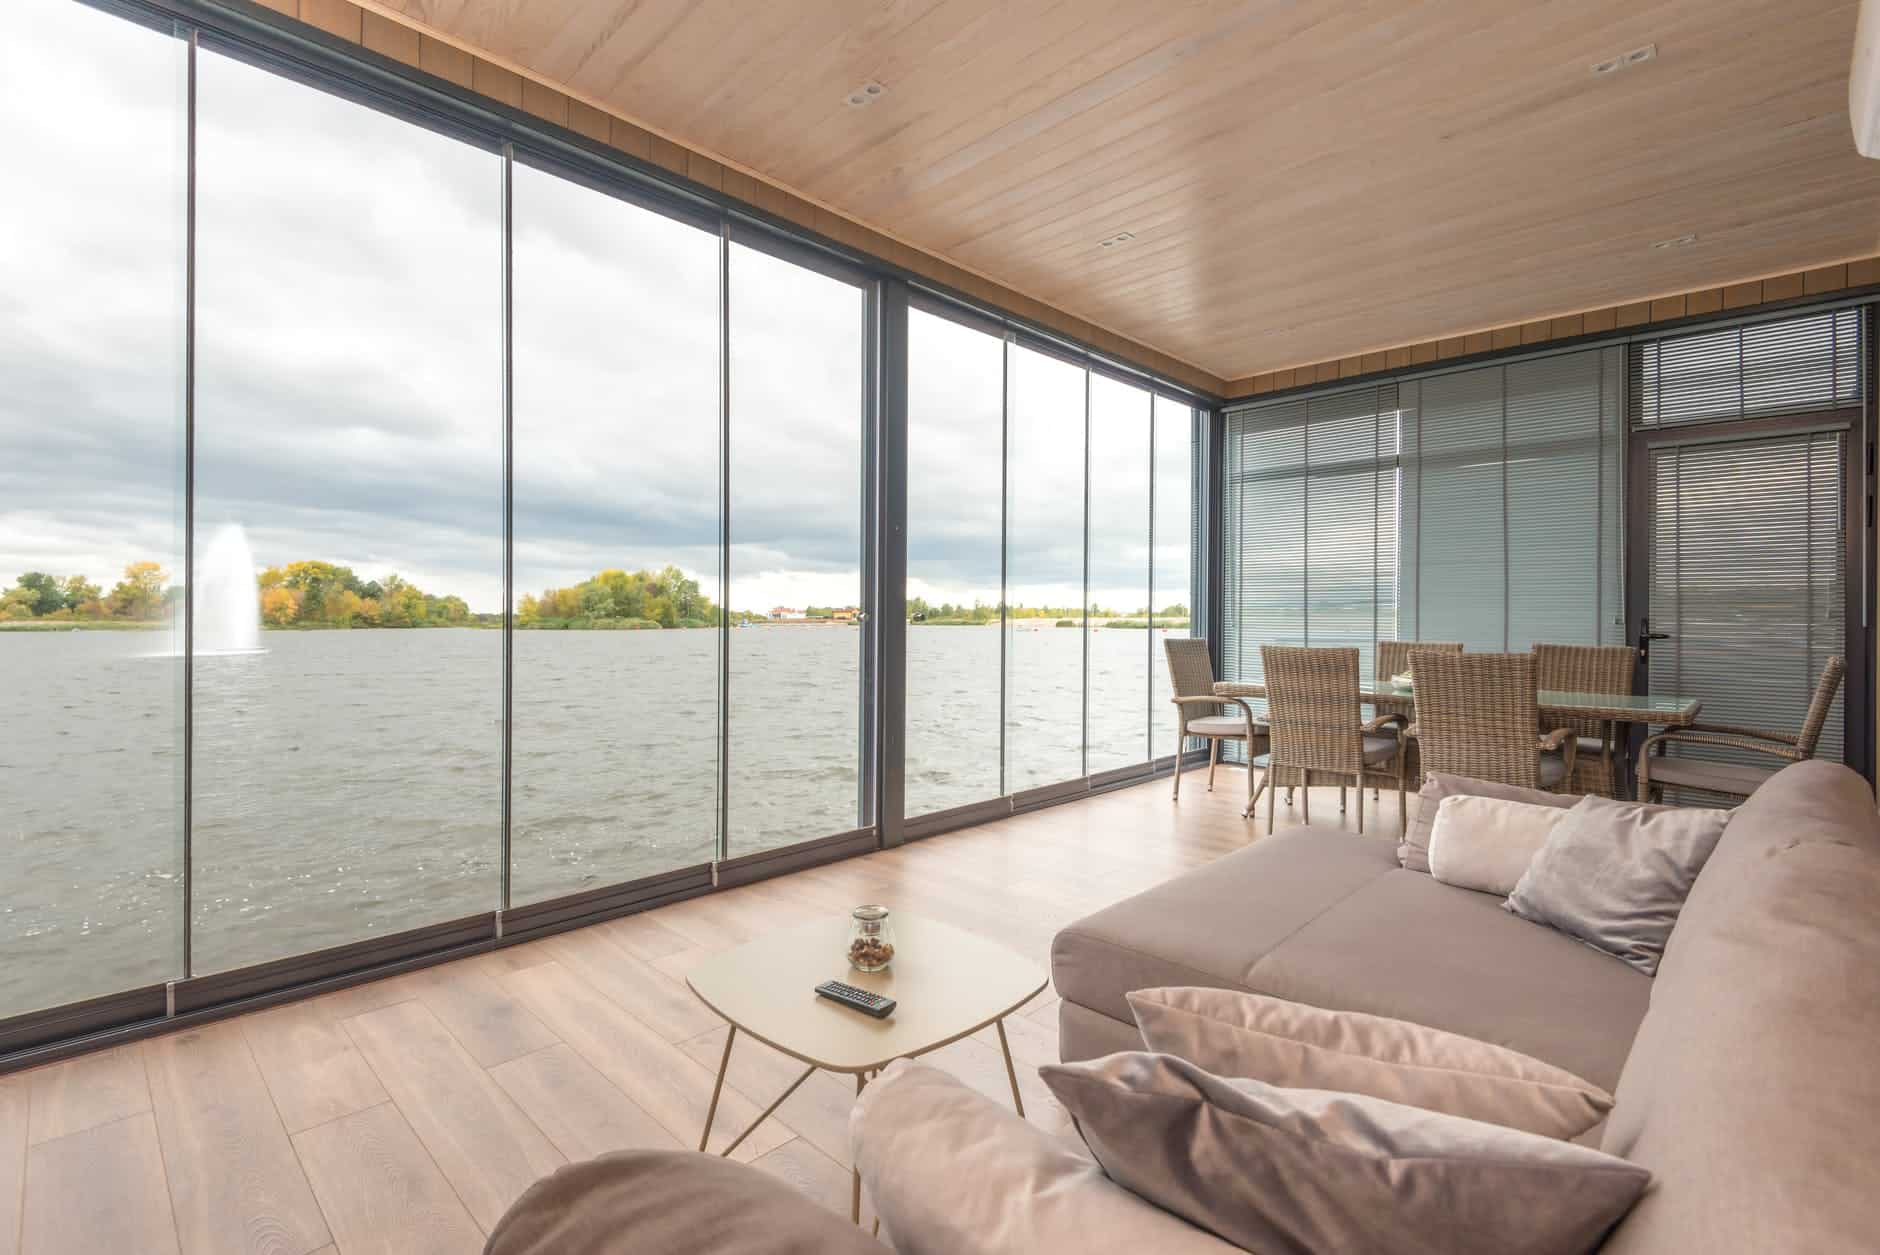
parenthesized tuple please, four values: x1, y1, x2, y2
(370, 0, 1880, 381)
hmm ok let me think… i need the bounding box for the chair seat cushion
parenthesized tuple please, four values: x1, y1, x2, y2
(1186, 714, 1264, 737)
(1645, 756, 1780, 797)
(1539, 750, 1569, 788)
(1362, 733, 1400, 765)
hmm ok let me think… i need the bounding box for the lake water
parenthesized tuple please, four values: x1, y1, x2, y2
(0, 624, 1179, 1017)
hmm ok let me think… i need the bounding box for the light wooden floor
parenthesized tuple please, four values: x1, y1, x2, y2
(1, 769, 1408, 1254)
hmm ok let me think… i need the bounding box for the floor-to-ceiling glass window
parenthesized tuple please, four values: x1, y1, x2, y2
(192, 52, 503, 970)
(510, 164, 721, 901)
(0, 0, 185, 1018)
(1150, 397, 1196, 762)
(1085, 374, 1152, 773)
(726, 242, 868, 853)
(1004, 344, 1088, 792)
(905, 307, 1004, 815)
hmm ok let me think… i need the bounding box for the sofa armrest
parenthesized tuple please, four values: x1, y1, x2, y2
(852, 1061, 1240, 1255)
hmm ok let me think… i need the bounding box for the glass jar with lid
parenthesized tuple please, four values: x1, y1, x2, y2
(847, 905, 895, 972)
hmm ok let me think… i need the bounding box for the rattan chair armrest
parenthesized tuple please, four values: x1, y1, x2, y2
(1640, 729, 1806, 762)
(1537, 728, 1573, 752)
(1169, 695, 1229, 707)
(1685, 721, 1801, 746)
(1361, 712, 1408, 733)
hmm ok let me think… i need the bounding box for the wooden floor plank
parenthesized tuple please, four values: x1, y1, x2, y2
(750, 1137, 877, 1229)
(0, 1080, 27, 1255)
(592, 912, 694, 962)
(499, 961, 795, 1162)
(25, 1044, 150, 1147)
(144, 1021, 330, 1255)
(22, 1112, 177, 1255)
(396, 962, 560, 1068)
(537, 930, 721, 1043)
(488, 1044, 681, 1162)
(240, 1000, 388, 1135)
(341, 1001, 563, 1231)
(291, 1103, 482, 1255)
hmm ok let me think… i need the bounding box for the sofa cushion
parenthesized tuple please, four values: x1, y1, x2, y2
(1401, 772, 1579, 873)
(1040, 1051, 1649, 1255)
(1599, 760, 1880, 1253)
(1127, 986, 1612, 1140)
(1051, 826, 1398, 1029)
(1242, 868, 1651, 1090)
(1053, 825, 1649, 1090)
(852, 1060, 1241, 1255)
(483, 1149, 887, 1255)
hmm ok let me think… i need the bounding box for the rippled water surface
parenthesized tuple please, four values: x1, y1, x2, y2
(0, 623, 1174, 1016)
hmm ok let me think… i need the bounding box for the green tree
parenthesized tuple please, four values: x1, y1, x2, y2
(108, 562, 168, 620)
(15, 572, 65, 617)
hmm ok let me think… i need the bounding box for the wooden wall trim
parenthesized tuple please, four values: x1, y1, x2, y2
(240, 0, 1226, 396)
(1226, 258, 1880, 400)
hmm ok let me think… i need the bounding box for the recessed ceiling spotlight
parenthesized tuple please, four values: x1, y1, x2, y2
(844, 80, 887, 108)
(1591, 43, 1657, 76)
(1650, 233, 1699, 250)
(1098, 230, 1137, 249)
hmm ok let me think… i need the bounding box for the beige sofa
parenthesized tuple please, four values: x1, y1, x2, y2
(856, 759, 1880, 1252)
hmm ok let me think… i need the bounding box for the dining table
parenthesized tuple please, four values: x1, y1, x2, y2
(1210, 679, 1703, 798)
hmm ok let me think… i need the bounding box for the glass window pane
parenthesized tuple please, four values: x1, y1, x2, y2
(510, 164, 721, 901)
(1004, 345, 1086, 792)
(193, 52, 502, 971)
(1150, 398, 1195, 761)
(727, 243, 866, 853)
(906, 309, 1003, 814)
(1085, 375, 1151, 773)
(0, 0, 184, 1017)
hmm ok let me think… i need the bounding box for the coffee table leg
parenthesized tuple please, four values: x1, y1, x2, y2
(852, 1072, 866, 1223)
(699, 1025, 736, 1152)
(720, 1063, 815, 1159)
(995, 1018, 1025, 1118)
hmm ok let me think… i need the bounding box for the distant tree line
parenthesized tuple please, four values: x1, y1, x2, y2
(905, 596, 1190, 625)
(259, 561, 469, 628)
(0, 563, 171, 622)
(518, 565, 718, 629)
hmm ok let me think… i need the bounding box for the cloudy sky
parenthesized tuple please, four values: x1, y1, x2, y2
(2, 0, 1192, 621)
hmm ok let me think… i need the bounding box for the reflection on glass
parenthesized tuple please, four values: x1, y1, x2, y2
(0, 0, 185, 1017)
(906, 310, 1004, 814)
(1085, 375, 1152, 773)
(1150, 397, 1195, 762)
(193, 52, 502, 970)
(727, 243, 867, 852)
(511, 164, 721, 900)
(1004, 345, 1087, 792)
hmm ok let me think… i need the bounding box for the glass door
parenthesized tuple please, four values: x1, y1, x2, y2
(1630, 415, 1865, 793)
(725, 241, 869, 855)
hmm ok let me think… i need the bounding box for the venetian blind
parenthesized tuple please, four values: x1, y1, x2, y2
(1630, 307, 1863, 428)
(1222, 383, 1399, 692)
(1400, 347, 1625, 650)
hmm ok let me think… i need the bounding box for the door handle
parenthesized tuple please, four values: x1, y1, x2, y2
(1636, 618, 1671, 662)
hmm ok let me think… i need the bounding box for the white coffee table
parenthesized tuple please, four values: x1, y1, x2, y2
(686, 912, 1048, 1221)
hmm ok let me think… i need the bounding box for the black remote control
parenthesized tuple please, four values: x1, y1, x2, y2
(815, 979, 896, 1019)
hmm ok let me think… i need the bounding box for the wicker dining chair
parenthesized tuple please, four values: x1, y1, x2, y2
(1638, 655, 1845, 805)
(1373, 640, 1462, 793)
(1259, 645, 1406, 833)
(1534, 643, 1635, 798)
(1163, 638, 1271, 812)
(1409, 650, 1577, 792)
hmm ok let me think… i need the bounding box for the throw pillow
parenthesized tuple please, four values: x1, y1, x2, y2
(1506, 795, 1730, 976)
(1400, 772, 1578, 874)
(1428, 793, 1570, 896)
(1040, 1052, 1650, 1255)
(1128, 986, 1611, 1140)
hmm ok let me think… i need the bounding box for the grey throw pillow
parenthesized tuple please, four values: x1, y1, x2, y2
(1400, 772, 1578, 873)
(1505, 795, 1730, 976)
(1040, 1052, 1649, 1255)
